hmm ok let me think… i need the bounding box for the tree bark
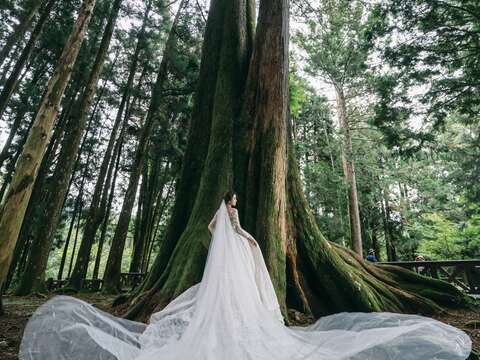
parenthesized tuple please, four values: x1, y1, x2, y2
(334, 85, 363, 257)
(381, 193, 397, 262)
(12, 89, 79, 269)
(123, 0, 255, 317)
(58, 190, 81, 281)
(130, 162, 148, 273)
(58, 141, 92, 281)
(0, 0, 97, 302)
(136, 0, 255, 296)
(67, 201, 84, 278)
(236, 0, 289, 314)
(0, 57, 49, 172)
(140, 160, 171, 273)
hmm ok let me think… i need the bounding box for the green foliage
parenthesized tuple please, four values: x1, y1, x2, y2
(293, 0, 376, 87)
(413, 213, 464, 260)
(373, 0, 480, 134)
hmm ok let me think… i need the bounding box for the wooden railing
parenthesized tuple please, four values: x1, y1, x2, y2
(378, 260, 480, 294)
(45, 272, 146, 292)
(46, 261, 480, 295)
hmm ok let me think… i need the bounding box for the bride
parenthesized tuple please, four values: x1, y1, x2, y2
(20, 191, 471, 359)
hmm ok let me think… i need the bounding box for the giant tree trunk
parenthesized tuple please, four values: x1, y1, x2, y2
(334, 84, 363, 257)
(123, 0, 256, 318)
(0, 0, 97, 304)
(121, 0, 471, 324)
(136, 0, 255, 295)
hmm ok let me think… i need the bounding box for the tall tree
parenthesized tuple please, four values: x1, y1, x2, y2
(68, 0, 153, 290)
(123, 0, 470, 324)
(0, 0, 97, 313)
(102, 0, 189, 293)
(293, 0, 375, 257)
(15, 0, 122, 295)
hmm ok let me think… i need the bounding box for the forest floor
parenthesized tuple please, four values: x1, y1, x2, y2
(0, 293, 479, 360)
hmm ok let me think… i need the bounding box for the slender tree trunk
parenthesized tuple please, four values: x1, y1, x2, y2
(102, 0, 188, 293)
(0, 0, 44, 69)
(92, 121, 125, 280)
(321, 122, 345, 229)
(67, 201, 84, 278)
(13, 92, 78, 264)
(370, 214, 381, 262)
(334, 85, 363, 257)
(130, 165, 147, 273)
(0, 0, 57, 120)
(0, 107, 27, 173)
(0, 0, 97, 299)
(143, 181, 173, 273)
(14, 108, 99, 294)
(58, 194, 81, 280)
(131, 156, 165, 273)
(381, 193, 397, 262)
(0, 59, 48, 170)
(58, 147, 91, 281)
(140, 161, 170, 272)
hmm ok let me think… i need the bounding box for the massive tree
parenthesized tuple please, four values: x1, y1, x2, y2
(120, 0, 471, 324)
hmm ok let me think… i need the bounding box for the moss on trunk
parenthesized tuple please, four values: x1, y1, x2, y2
(120, 0, 473, 325)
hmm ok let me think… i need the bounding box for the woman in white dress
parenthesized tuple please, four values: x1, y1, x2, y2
(19, 192, 472, 359)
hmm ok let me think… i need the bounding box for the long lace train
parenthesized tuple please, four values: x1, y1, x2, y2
(19, 201, 471, 359)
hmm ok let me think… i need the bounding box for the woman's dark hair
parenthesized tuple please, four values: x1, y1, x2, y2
(224, 191, 237, 205)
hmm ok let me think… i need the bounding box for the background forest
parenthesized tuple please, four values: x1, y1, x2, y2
(0, 0, 478, 296)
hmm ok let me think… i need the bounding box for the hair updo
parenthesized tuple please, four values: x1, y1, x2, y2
(224, 190, 237, 205)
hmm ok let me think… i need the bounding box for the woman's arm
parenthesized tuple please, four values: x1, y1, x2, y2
(232, 209, 257, 247)
(208, 211, 217, 234)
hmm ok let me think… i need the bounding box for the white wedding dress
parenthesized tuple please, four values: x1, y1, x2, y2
(20, 200, 471, 359)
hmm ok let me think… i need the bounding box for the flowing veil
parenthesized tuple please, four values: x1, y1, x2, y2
(19, 200, 471, 359)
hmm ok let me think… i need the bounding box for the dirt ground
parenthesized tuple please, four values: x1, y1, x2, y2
(1, 293, 479, 359)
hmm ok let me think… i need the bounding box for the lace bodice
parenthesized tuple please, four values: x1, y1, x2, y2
(209, 206, 252, 240)
(227, 208, 241, 232)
